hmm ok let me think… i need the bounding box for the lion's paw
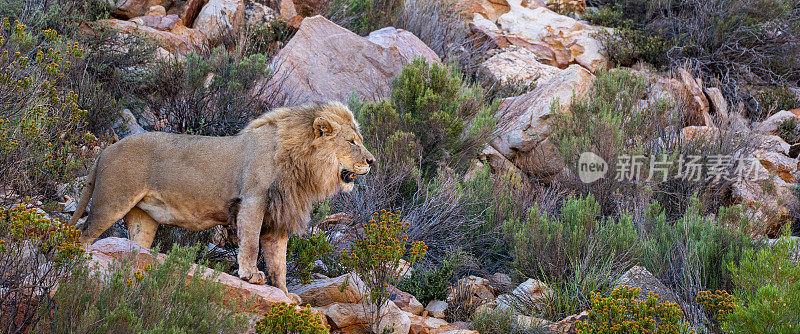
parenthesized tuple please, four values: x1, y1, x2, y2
(241, 271, 267, 285)
(287, 292, 302, 304)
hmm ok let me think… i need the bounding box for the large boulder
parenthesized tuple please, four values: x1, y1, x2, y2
(260, 16, 433, 106)
(755, 110, 799, 134)
(290, 273, 366, 307)
(107, 0, 172, 19)
(85, 19, 209, 56)
(496, 3, 605, 71)
(390, 286, 425, 315)
(446, 276, 495, 306)
(366, 27, 441, 64)
(458, 0, 511, 21)
(490, 64, 594, 177)
(193, 0, 277, 46)
(316, 301, 411, 334)
(479, 46, 561, 88)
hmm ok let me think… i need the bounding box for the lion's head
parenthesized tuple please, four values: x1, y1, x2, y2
(310, 107, 375, 192)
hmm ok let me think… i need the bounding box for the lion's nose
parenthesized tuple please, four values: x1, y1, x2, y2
(366, 158, 375, 166)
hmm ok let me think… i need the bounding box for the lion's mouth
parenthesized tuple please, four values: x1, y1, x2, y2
(340, 170, 366, 183)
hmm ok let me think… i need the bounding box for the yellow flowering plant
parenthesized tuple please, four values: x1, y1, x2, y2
(0, 204, 87, 331)
(0, 18, 95, 197)
(255, 302, 329, 334)
(339, 209, 427, 333)
(575, 285, 694, 334)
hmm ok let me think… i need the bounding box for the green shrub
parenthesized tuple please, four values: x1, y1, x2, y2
(236, 19, 296, 58)
(397, 249, 468, 305)
(587, 0, 800, 106)
(552, 68, 751, 217)
(0, 20, 95, 197)
(0, 205, 88, 332)
(254, 302, 329, 334)
(328, 0, 403, 35)
(504, 194, 639, 282)
(720, 230, 800, 333)
(340, 210, 427, 333)
(356, 57, 495, 178)
(640, 201, 758, 299)
(470, 308, 546, 334)
(575, 285, 694, 334)
(775, 117, 800, 144)
(44, 244, 249, 333)
(142, 47, 269, 136)
(594, 27, 673, 69)
(503, 194, 639, 319)
(287, 232, 334, 284)
(757, 87, 800, 119)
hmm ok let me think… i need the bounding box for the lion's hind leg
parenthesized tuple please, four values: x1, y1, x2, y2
(125, 207, 159, 249)
(79, 189, 145, 247)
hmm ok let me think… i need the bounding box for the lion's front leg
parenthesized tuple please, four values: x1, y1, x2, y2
(236, 198, 267, 285)
(261, 231, 301, 303)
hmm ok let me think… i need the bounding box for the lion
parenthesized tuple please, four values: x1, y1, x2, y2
(69, 102, 375, 301)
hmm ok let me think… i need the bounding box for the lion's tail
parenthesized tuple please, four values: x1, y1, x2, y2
(69, 157, 99, 227)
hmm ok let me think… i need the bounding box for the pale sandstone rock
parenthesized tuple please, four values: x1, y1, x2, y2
(754, 150, 799, 183)
(317, 301, 411, 334)
(88, 19, 209, 55)
(469, 13, 509, 49)
(193, 0, 241, 46)
(497, 4, 605, 71)
(755, 110, 799, 134)
(425, 300, 448, 319)
(676, 68, 713, 127)
(490, 64, 594, 177)
(479, 46, 561, 87)
(390, 286, 425, 315)
(261, 16, 422, 105)
(107, 0, 171, 19)
(446, 276, 495, 306)
(367, 27, 441, 64)
(458, 0, 511, 21)
(147, 5, 167, 15)
(290, 273, 366, 307)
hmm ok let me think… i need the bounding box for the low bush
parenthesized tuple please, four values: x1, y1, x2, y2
(471, 308, 546, 334)
(0, 20, 96, 198)
(142, 47, 270, 136)
(339, 210, 427, 333)
(328, 0, 404, 35)
(720, 229, 800, 333)
(397, 249, 468, 305)
(640, 201, 758, 308)
(287, 232, 334, 284)
(587, 0, 800, 107)
(0, 205, 87, 333)
(775, 118, 799, 145)
(254, 302, 329, 334)
(504, 194, 639, 283)
(44, 244, 249, 333)
(503, 194, 638, 319)
(696, 289, 736, 332)
(551, 68, 752, 218)
(755, 87, 800, 120)
(357, 57, 495, 178)
(575, 285, 694, 334)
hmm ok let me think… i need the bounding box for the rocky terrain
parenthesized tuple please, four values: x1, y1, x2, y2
(1, 0, 799, 333)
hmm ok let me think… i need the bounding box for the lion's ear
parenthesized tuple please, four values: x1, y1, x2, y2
(313, 117, 335, 137)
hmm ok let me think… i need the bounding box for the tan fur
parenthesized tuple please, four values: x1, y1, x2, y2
(70, 102, 374, 298)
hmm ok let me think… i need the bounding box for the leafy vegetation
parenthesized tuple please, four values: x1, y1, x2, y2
(254, 302, 329, 334)
(720, 230, 800, 333)
(0, 205, 87, 332)
(575, 285, 694, 334)
(44, 244, 249, 333)
(339, 210, 427, 333)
